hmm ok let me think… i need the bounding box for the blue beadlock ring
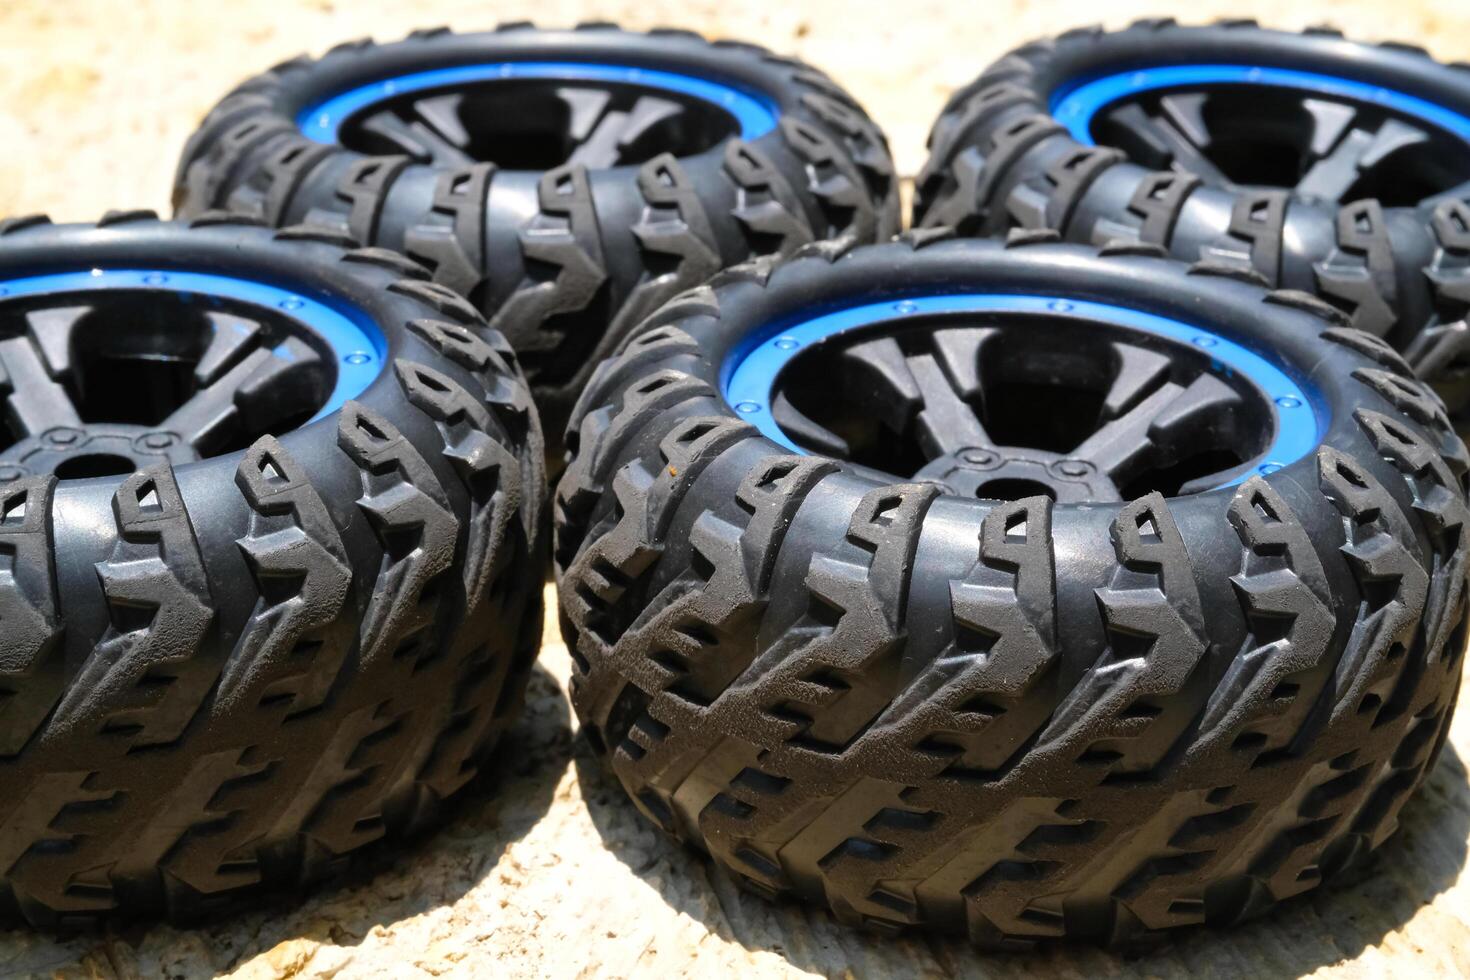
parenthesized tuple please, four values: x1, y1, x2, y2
(0, 270, 387, 423)
(722, 294, 1326, 490)
(298, 61, 781, 144)
(1051, 64, 1470, 147)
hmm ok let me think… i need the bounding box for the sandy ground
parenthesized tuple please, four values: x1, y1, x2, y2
(3, 1, 1470, 977)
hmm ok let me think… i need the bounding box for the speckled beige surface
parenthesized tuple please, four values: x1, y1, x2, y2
(3, 2, 1470, 977)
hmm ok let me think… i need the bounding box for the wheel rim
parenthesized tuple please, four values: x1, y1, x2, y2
(1052, 65, 1470, 206)
(299, 62, 780, 168)
(0, 269, 385, 482)
(723, 295, 1322, 502)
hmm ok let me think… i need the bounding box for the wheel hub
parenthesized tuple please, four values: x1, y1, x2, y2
(914, 446, 1117, 503)
(301, 62, 779, 169)
(0, 269, 384, 481)
(724, 294, 1322, 502)
(1052, 65, 1470, 206)
(0, 424, 199, 481)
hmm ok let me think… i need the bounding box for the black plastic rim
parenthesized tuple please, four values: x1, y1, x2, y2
(304, 62, 780, 170)
(0, 270, 383, 481)
(1053, 65, 1470, 206)
(724, 295, 1324, 503)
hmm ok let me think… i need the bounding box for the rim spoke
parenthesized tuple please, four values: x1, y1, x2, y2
(1355, 118, 1433, 172)
(410, 93, 473, 152)
(1070, 381, 1182, 478)
(0, 282, 346, 473)
(404, 120, 475, 168)
(1301, 98, 1357, 161)
(909, 328, 997, 458)
(1295, 114, 1431, 202)
(195, 311, 265, 386)
(161, 352, 264, 449)
(1104, 86, 1462, 205)
(337, 73, 744, 175)
(356, 111, 431, 161)
(929, 327, 991, 400)
(1145, 372, 1246, 447)
(162, 339, 323, 451)
(1107, 101, 1232, 184)
(566, 93, 682, 169)
(838, 335, 925, 436)
(358, 110, 473, 167)
(1100, 342, 1174, 418)
(0, 333, 82, 437)
(232, 338, 327, 434)
(25, 306, 84, 381)
(1075, 373, 1245, 480)
(1296, 132, 1368, 203)
(908, 353, 992, 458)
(1156, 94, 1213, 154)
(771, 389, 850, 457)
(559, 87, 615, 144)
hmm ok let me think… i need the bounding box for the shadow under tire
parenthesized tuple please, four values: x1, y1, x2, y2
(915, 18, 1470, 414)
(172, 22, 901, 456)
(0, 214, 547, 927)
(555, 233, 1469, 947)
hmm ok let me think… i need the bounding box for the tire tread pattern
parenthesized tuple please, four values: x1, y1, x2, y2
(0, 218, 545, 928)
(554, 238, 1469, 947)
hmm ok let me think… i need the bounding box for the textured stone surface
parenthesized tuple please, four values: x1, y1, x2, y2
(2, 2, 1470, 977)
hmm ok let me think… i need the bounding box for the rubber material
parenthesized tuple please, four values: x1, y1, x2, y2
(555, 233, 1469, 947)
(0, 214, 546, 927)
(173, 23, 900, 455)
(914, 18, 1470, 413)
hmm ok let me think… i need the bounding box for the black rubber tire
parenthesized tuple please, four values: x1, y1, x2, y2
(0, 213, 546, 928)
(555, 232, 1469, 948)
(172, 22, 901, 456)
(914, 18, 1470, 414)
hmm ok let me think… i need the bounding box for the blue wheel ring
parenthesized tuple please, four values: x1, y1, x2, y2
(298, 61, 781, 144)
(722, 294, 1325, 490)
(0, 270, 386, 424)
(1051, 64, 1470, 147)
